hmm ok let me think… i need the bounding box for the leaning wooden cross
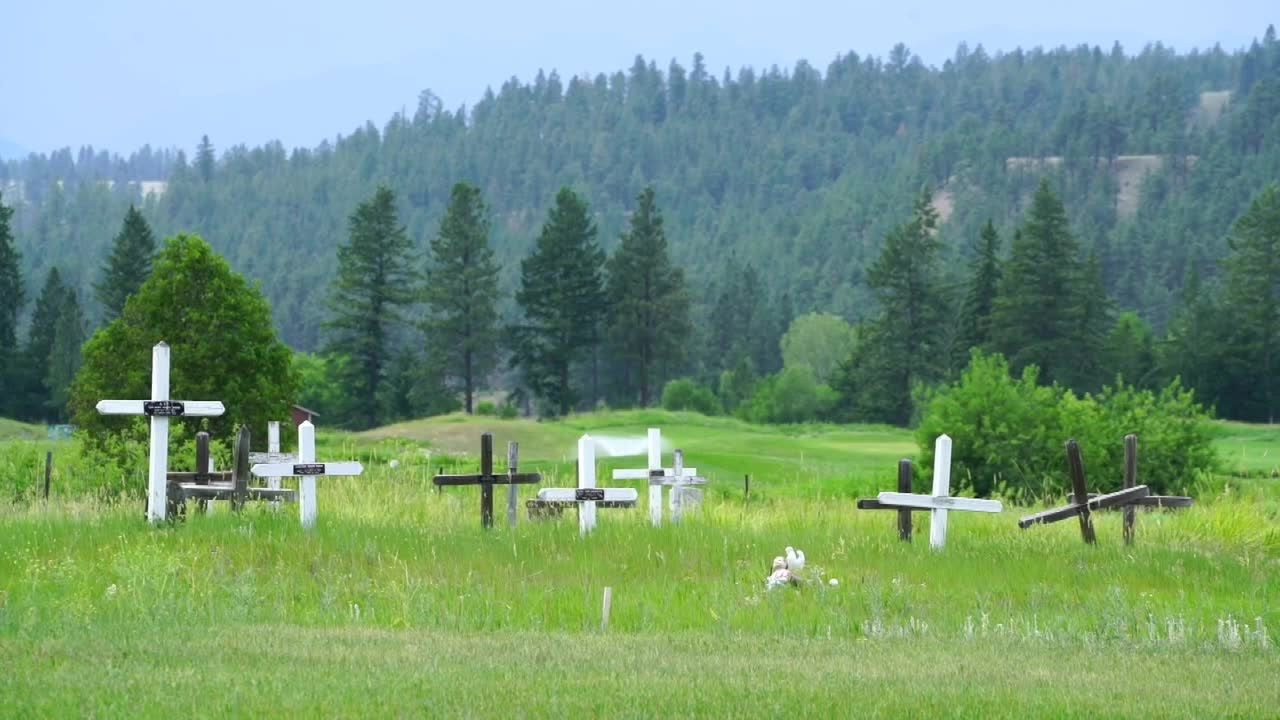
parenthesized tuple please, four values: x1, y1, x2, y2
(611, 428, 704, 526)
(856, 459, 924, 542)
(432, 433, 541, 529)
(250, 420, 362, 529)
(533, 435, 637, 534)
(1018, 439, 1151, 544)
(867, 434, 1003, 550)
(1083, 435, 1192, 545)
(168, 427, 297, 514)
(96, 342, 225, 523)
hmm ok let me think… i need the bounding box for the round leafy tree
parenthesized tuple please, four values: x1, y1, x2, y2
(70, 234, 297, 470)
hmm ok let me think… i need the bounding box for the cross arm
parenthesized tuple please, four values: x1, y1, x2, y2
(1018, 485, 1151, 529)
(856, 498, 931, 511)
(876, 492, 1003, 513)
(96, 400, 226, 416)
(432, 472, 541, 486)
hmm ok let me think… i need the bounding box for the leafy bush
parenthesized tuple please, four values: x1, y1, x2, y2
(740, 367, 838, 424)
(660, 379, 723, 416)
(475, 401, 497, 416)
(917, 352, 1217, 499)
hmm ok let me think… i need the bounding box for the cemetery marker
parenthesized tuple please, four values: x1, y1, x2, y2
(432, 433, 540, 529)
(250, 421, 362, 528)
(871, 435, 1003, 549)
(610, 428, 704, 526)
(1018, 439, 1152, 542)
(95, 342, 225, 523)
(857, 460, 920, 542)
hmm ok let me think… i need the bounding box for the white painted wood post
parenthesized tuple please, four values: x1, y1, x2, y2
(930, 434, 953, 550)
(267, 421, 281, 491)
(298, 421, 317, 529)
(146, 343, 171, 523)
(648, 427, 663, 527)
(578, 435, 597, 536)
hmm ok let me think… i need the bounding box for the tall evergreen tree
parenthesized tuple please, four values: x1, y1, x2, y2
(95, 205, 156, 322)
(834, 189, 946, 425)
(604, 188, 692, 406)
(958, 220, 1002, 353)
(423, 182, 501, 414)
(990, 179, 1094, 389)
(196, 135, 216, 183)
(0, 193, 22, 417)
(512, 187, 607, 416)
(45, 286, 85, 422)
(323, 186, 420, 429)
(21, 267, 69, 418)
(1218, 183, 1280, 422)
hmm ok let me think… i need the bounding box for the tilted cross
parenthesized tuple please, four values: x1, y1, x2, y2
(96, 342, 225, 523)
(250, 420, 363, 528)
(433, 433, 541, 529)
(169, 427, 297, 514)
(611, 427, 704, 526)
(1018, 439, 1151, 543)
(870, 434, 1003, 550)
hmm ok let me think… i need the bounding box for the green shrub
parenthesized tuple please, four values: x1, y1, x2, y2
(740, 367, 838, 424)
(917, 352, 1217, 499)
(498, 402, 519, 419)
(475, 401, 497, 416)
(660, 379, 722, 416)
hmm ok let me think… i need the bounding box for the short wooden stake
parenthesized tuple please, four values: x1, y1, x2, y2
(744, 474, 750, 501)
(601, 586, 613, 631)
(1123, 434, 1138, 546)
(1066, 440, 1097, 545)
(507, 441, 519, 528)
(43, 452, 52, 500)
(897, 460, 913, 542)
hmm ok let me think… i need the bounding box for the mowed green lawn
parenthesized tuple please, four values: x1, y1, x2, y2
(1, 410, 1278, 717)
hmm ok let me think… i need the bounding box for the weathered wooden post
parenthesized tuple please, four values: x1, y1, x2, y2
(43, 451, 52, 500)
(1124, 434, 1138, 546)
(1066, 440, 1096, 544)
(507, 441, 519, 527)
(95, 342, 226, 523)
(896, 460, 913, 542)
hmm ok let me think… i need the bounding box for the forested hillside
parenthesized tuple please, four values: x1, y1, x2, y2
(3, 29, 1280, 424)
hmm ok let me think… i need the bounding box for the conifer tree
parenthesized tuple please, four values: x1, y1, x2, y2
(95, 205, 156, 322)
(323, 186, 420, 429)
(990, 179, 1095, 389)
(0, 194, 22, 417)
(196, 135, 216, 183)
(423, 182, 501, 414)
(512, 187, 606, 416)
(604, 188, 691, 406)
(21, 267, 69, 418)
(958, 220, 1002, 353)
(1218, 184, 1280, 422)
(45, 286, 85, 422)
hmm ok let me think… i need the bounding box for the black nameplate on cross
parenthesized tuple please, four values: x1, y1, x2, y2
(293, 464, 326, 475)
(433, 433, 541, 528)
(143, 400, 186, 417)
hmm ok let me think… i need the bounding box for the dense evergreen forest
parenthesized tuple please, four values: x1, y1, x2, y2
(3, 28, 1280, 427)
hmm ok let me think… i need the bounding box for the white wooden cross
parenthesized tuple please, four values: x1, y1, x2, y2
(874, 434, 1002, 550)
(249, 420, 363, 529)
(666, 449, 707, 523)
(96, 342, 226, 523)
(611, 427, 703, 527)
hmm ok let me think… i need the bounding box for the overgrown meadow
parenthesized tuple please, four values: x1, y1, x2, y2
(1, 411, 1278, 717)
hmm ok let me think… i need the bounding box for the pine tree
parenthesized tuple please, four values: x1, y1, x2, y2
(21, 267, 69, 418)
(837, 189, 947, 424)
(45, 286, 85, 422)
(604, 188, 692, 406)
(0, 193, 23, 418)
(196, 135, 216, 183)
(958, 220, 1002, 353)
(95, 205, 156, 322)
(323, 186, 420, 429)
(423, 182, 501, 414)
(1218, 184, 1280, 422)
(990, 179, 1094, 389)
(512, 187, 607, 416)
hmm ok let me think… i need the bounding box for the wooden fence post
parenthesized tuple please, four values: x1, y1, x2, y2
(43, 452, 52, 500)
(897, 460, 913, 542)
(1066, 440, 1097, 545)
(1124, 434, 1138, 546)
(507, 441, 519, 528)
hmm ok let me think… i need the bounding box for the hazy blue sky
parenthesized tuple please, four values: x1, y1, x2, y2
(0, 1, 1274, 158)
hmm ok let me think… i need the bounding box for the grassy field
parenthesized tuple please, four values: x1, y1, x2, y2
(1, 410, 1278, 717)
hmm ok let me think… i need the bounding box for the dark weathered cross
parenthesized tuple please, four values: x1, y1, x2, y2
(1018, 439, 1151, 543)
(433, 433, 541, 528)
(1085, 434, 1193, 545)
(857, 459, 924, 542)
(167, 427, 297, 515)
